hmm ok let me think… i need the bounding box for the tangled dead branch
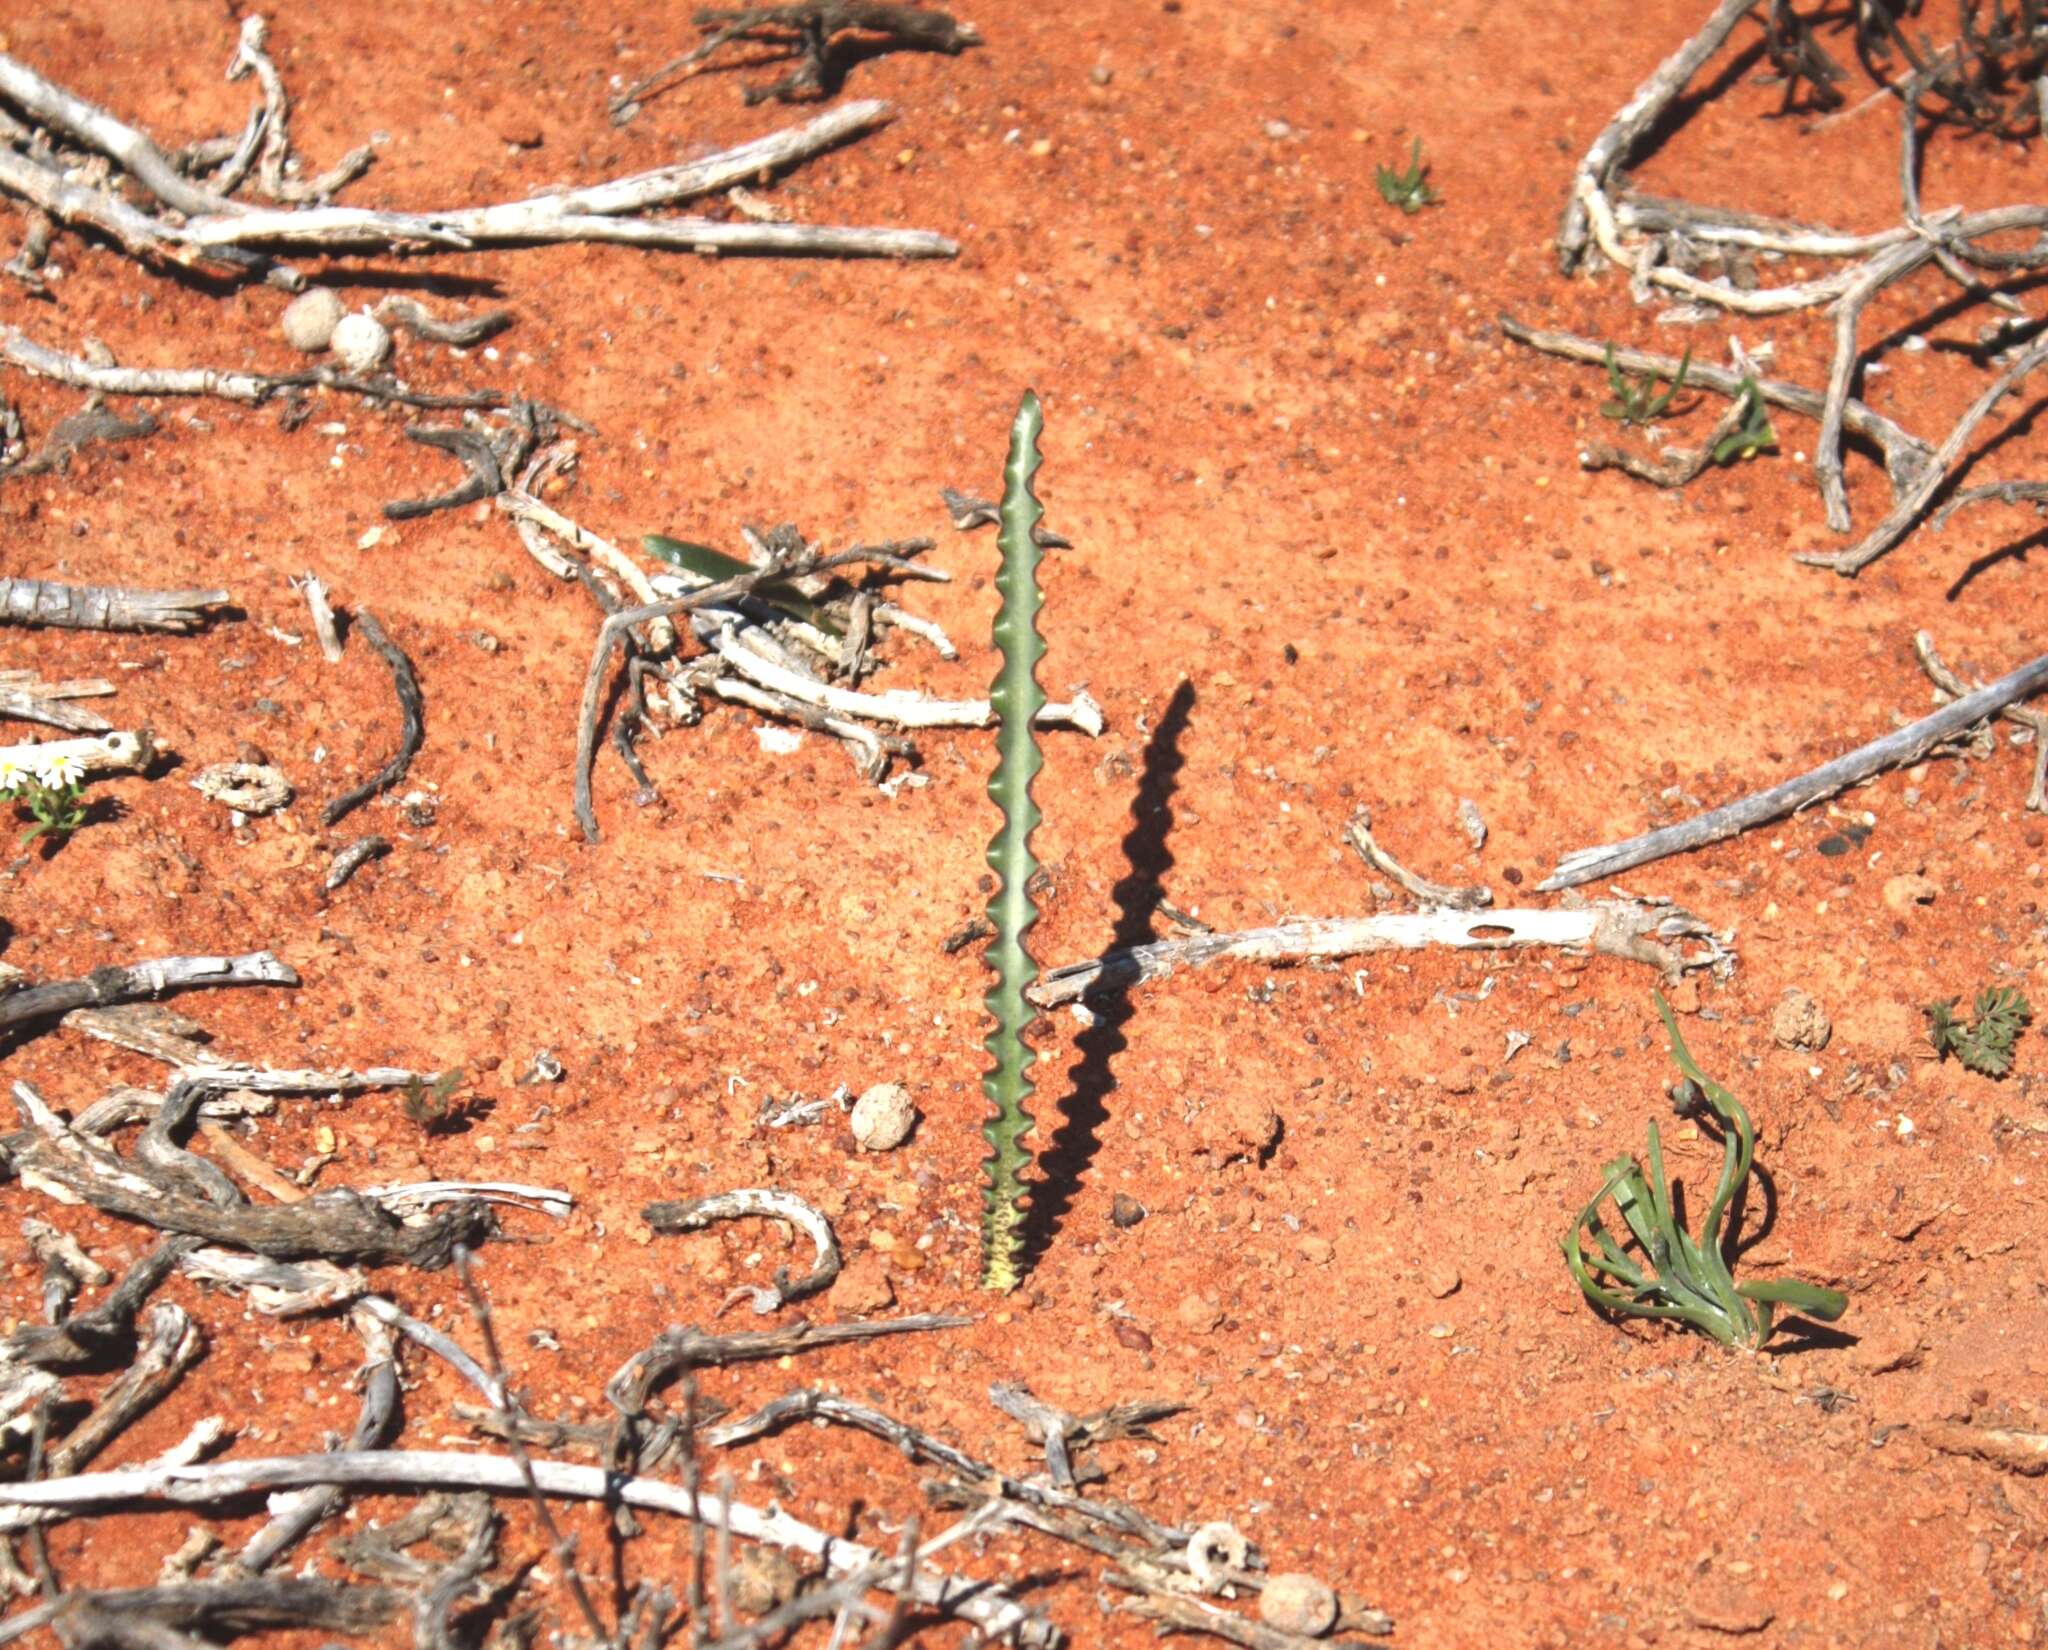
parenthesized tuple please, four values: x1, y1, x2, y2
(0, 31, 950, 281)
(492, 459, 1101, 837)
(1532, 0, 2048, 577)
(612, 3, 982, 114)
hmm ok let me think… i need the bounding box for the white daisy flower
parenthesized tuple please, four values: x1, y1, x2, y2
(0, 755, 26, 794)
(36, 750, 83, 788)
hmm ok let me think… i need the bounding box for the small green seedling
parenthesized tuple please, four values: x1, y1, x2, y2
(1602, 345, 1692, 427)
(1, 770, 88, 847)
(400, 1068, 472, 1133)
(1711, 377, 1776, 463)
(979, 390, 1050, 1292)
(1926, 986, 2030, 1077)
(1562, 995, 1847, 1349)
(1375, 138, 1438, 214)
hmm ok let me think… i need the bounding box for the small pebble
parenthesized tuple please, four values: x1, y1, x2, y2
(280, 287, 345, 352)
(1770, 987, 1832, 1051)
(728, 1547, 799, 1615)
(1425, 1264, 1461, 1299)
(1263, 118, 1294, 140)
(1110, 1192, 1146, 1228)
(330, 311, 392, 374)
(1260, 1573, 1338, 1637)
(1883, 871, 1939, 913)
(849, 1082, 916, 1151)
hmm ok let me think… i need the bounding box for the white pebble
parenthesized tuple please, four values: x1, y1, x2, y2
(1260, 1574, 1338, 1636)
(331, 311, 393, 374)
(281, 287, 345, 353)
(849, 1083, 916, 1151)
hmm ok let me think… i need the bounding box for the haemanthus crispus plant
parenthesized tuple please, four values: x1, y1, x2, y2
(1562, 994, 1847, 1349)
(980, 390, 1049, 1292)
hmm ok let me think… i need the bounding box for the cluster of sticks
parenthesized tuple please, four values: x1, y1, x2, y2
(0, 17, 952, 482)
(3, 567, 420, 888)
(0, 17, 952, 288)
(492, 448, 1103, 841)
(1517, 0, 2048, 578)
(0, 956, 1391, 1650)
(1762, 0, 2048, 136)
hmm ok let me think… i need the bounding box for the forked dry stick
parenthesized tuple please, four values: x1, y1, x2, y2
(1556, 0, 1762, 271)
(1541, 643, 2048, 888)
(1915, 630, 2048, 811)
(1796, 333, 2048, 575)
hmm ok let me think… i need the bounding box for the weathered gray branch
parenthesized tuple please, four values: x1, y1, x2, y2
(1541, 644, 2048, 888)
(0, 954, 295, 1038)
(0, 579, 229, 634)
(1032, 901, 1733, 1006)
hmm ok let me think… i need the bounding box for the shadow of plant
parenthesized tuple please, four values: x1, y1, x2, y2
(1022, 678, 1195, 1272)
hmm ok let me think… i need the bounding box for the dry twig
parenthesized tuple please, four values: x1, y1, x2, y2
(1034, 899, 1732, 1006)
(643, 1189, 842, 1315)
(321, 610, 424, 828)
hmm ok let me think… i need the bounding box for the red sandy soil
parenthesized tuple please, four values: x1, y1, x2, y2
(4, 1, 2048, 1646)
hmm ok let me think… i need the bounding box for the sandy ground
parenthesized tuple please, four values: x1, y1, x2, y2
(3, 1, 2048, 1645)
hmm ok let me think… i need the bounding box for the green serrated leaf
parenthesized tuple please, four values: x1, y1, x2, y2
(979, 391, 1049, 1293)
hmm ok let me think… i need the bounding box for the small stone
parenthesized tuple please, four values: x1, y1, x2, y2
(1883, 872, 1939, 913)
(1425, 1265, 1461, 1299)
(330, 311, 392, 375)
(727, 1545, 800, 1615)
(833, 1252, 894, 1314)
(1770, 988, 1832, 1051)
(1110, 1193, 1146, 1228)
(281, 287, 345, 352)
(497, 120, 544, 149)
(1687, 1582, 1774, 1635)
(1299, 1234, 1334, 1266)
(1259, 1573, 1338, 1637)
(1456, 797, 1487, 849)
(1089, 64, 1113, 85)
(1852, 1331, 1924, 1375)
(1190, 1091, 1280, 1163)
(1176, 1292, 1224, 1333)
(1263, 118, 1295, 140)
(1113, 1321, 1153, 1352)
(1439, 1059, 1484, 1096)
(849, 1083, 916, 1151)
